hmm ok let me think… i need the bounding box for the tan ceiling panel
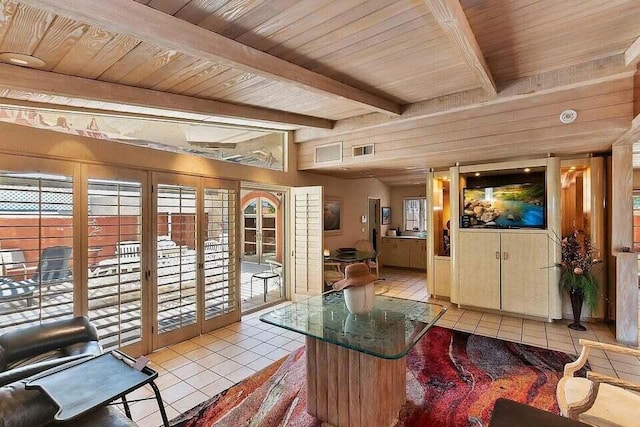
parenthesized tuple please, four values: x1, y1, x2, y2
(31, 16, 88, 70)
(1, 0, 638, 146)
(77, 33, 140, 79)
(0, 2, 53, 54)
(0, 1, 19, 46)
(297, 78, 634, 175)
(464, 0, 640, 82)
(53, 26, 114, 74)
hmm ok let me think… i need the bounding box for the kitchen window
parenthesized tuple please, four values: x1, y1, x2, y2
(403, 198, 427, 232)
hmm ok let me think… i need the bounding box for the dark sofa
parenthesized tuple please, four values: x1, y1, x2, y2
(0, 317, 137, 426)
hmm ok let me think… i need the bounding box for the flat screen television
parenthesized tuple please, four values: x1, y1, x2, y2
(462, 183, 545, 229)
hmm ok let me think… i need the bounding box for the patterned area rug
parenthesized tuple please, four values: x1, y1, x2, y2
(171, 327, 580, 427)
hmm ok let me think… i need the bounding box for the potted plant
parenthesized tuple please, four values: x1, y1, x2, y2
(559, 230, 601, 331)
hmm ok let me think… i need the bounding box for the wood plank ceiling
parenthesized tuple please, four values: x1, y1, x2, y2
(0, 0, 639, 184)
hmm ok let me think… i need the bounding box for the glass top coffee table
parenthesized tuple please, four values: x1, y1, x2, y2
(260, 291, 446, 426)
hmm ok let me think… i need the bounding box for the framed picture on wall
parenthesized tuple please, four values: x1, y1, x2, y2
(324, 196, 342, 235)
(381, 207, 391, 225)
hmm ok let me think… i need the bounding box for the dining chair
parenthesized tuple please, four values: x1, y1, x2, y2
(324, 261, 344, 291)
(355, 239, 379, 276)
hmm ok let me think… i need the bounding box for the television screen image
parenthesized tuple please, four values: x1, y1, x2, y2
(463, 183, 545, 228)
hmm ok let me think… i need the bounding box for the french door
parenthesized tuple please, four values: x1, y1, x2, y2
(151, 173, 239, 350)
(86, 166, 147, 355)
(201, 179, 239, 333)
(243, 197, 277, 264)
(0, 155, 239, 353)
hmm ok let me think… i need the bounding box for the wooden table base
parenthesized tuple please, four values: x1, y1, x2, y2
(305, 336, 406, 427)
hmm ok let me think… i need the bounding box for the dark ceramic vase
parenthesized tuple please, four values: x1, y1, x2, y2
(568, 287, 587, 331)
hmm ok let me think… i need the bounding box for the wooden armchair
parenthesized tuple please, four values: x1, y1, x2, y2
(556, 339, 640, 426)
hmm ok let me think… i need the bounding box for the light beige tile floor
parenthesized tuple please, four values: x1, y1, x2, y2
(126, 268, 638, 426)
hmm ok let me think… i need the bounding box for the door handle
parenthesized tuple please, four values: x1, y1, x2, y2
(503, 252, 508, 260)
(495, 251, 500, 259)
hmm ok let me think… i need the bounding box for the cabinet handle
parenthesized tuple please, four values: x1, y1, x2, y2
(495, 251, 500, 259)
(503, 252, 508, 260)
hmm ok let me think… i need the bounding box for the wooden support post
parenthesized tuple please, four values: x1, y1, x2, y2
(305, 337, 406, 426)
(611, 143, 638, 345)
(547, 157, 562, 321)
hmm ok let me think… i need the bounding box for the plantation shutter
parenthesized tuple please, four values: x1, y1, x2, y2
(290, 186, 323, 297)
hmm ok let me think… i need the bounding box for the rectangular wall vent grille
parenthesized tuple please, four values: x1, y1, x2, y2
(315, 142, 342, 164)
(353, 144, 375, 157)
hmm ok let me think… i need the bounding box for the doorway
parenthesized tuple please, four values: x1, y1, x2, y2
(369, 198, 381, 250)
(240, 187, 285, 313)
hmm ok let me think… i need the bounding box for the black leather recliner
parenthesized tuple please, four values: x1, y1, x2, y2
(0, 316, 102, 387)
(0, 317, 137, 426)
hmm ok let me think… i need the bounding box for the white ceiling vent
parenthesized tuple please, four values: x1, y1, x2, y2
(353, 144, 375, 158)
(315, 142, 343, 164)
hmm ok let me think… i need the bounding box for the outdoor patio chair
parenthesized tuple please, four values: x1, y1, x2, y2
(0, 278, 35, 306)
(0, 249, 37, 280)
(32, 246, 73, 284)
(266, 259, 283, 286)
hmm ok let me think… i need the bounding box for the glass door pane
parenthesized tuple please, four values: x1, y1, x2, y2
(261, 199, 277, 262)
(243, 201, 257, 263)
(0, 172, 74, 333)
(156, 184, 197, 337)
(87, 179, 143, 351)
(203, 187, 238, 330)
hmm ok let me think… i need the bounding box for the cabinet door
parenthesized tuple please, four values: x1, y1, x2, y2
(434, 258, 451, 297)
(459, 232, 501, 309)
(411, 241, 427, 269)
(381, 240, 396, 266)
(395, 240, 412, 268)
(501, 233, 549, 317)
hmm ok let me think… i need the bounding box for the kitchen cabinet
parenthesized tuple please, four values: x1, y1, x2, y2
(381, 238, 426, 269)
(458, 230, 549, 317)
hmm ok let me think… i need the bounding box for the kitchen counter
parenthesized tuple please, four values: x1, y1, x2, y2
(381, 237, 427, 269)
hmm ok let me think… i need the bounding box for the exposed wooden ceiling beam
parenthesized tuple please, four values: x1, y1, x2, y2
(19, 0, 401, 116)
(296, 55, 633, 142)
(625, 36, 640, 65)
(613, 113, 640, 146)
(424, 0, 497, 96)
(0, 64, 333, 129)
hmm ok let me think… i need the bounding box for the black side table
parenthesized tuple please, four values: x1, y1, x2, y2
(26, 351, 169, 426)
(489, 398, 589, 427)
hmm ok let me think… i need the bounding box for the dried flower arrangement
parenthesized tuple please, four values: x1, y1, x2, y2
(559, 229, 601, 312)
